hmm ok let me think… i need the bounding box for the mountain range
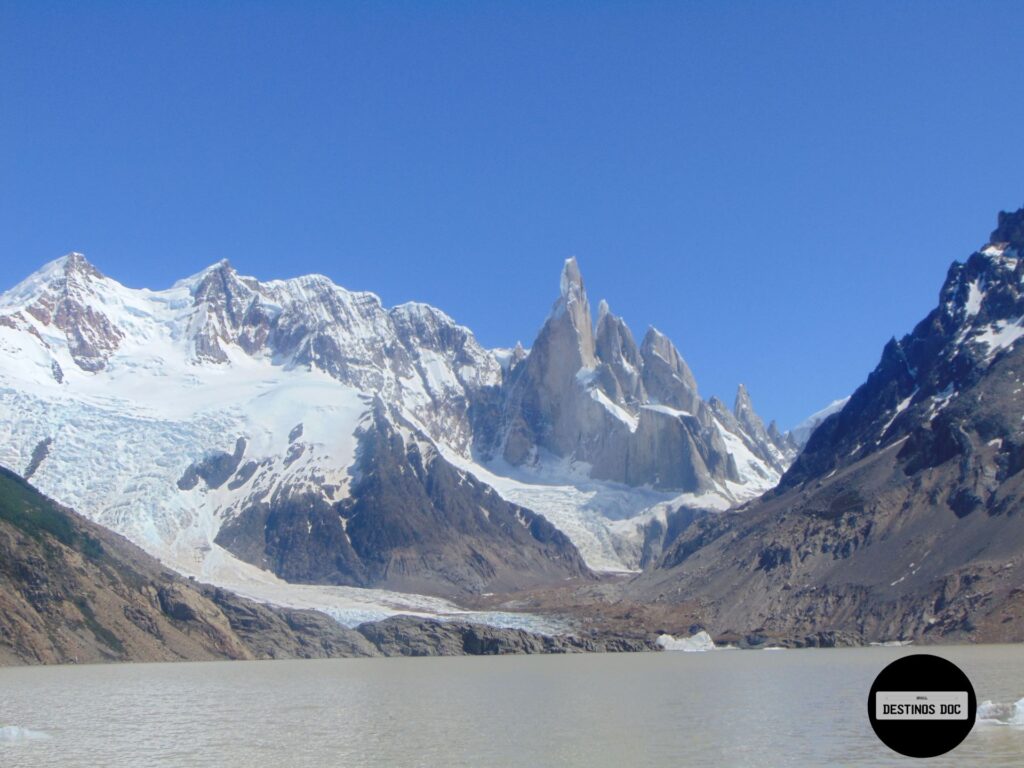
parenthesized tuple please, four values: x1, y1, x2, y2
(1, 205, 1022, 657)
(0, 248, 790, 607)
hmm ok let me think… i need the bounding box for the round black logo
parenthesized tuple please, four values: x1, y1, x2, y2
(868, 654, 976, 758)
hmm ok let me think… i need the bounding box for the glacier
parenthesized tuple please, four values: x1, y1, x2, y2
(0, 252, 798, 625)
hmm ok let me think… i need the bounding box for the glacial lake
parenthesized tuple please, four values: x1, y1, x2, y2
(1, 645, 1023, 767)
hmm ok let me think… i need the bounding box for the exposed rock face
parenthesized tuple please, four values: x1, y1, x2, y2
(595, 301, 645, 405)
(0, 253, 583, 599)
(0, 253, 125, 372)
(493, 258, 794, 493)
(216, 407, 591, 597)
(500, 258, 606, 465)
(0, 254, 500, 457)
(0, 466, 378, 665)
(732, 384, 794, 475)
(356, 615, 654, 656)
(639, 326, 700, 412)
(785, 231, 1024, 489)
(23, 437, 52, 481)
(0, 466, 655, 665)
(177, 437, 247, 491)
(172, 259, 505, 457)
(202, 587, 382, 660)
(633, 209, 1024, 645)
(0, 248, 794, 608)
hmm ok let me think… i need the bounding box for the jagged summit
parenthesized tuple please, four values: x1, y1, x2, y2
(559, 256, 586, 300)
(0, 249, 801, 597)
(734, 382, 751, 408)
(637, 206, 1024, 647)
(0, 251, 125, 371)
(0, 251, 103, 308)
(0, 252, 501, 455)
(784, 207, 1024, 488)
(989, 206, 1024, 248)
(57, 251, 100, 274)
(542, 255, 597, 369)
(497, 257, 792, 494)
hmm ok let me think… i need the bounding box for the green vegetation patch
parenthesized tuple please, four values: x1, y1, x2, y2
(0, 467, 105, 560)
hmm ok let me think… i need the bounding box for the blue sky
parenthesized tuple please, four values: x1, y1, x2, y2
(2, 2, 1023, 429)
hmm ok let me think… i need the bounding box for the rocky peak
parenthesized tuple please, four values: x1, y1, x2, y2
(390, 302, 503, 398)
(734, 382, 753, 415)
(559, 256, 586, 303)
(707, 395, 738, 429)
(190, 259, 268, 303)
(594, 301, 645, 404)
(58, 251, 103, 280)
(500, 259, 602, 463)
(731, 384, 795, 472)
(734, 383, 765, 436)
(497, 258, 794, 492)
(784, 208, 1024, 489)
(639, 327, 699, 411)
(511, 341, 528, 363)
(9, 252, 105, 304)
(989, 206, 1024, 249)
(551, 257, 597, 367)
(3, 252, 124, 372)
(189, 260, 265, 362)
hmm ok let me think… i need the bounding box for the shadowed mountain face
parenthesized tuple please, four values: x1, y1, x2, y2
(0, 466, 381, 665)
(633, 209, 1024, 645)
(784, 212, 1024, 492)
(0, 467, 642, 665)
(216, 407, 592, 598)
(0, 248, 790, 601)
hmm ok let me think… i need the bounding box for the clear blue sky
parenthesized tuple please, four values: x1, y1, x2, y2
(2, 2, 1023, 429)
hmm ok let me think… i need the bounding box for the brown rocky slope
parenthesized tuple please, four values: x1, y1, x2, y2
(0, 466, 650, 665)
(628, 209, 1024, 646)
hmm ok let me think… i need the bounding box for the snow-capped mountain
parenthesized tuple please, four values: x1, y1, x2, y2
(789, 397, 850, 447)
(0, 251, 792, 612)
(488, 257, 795, 492)
(634, 207, 1024, 645)
(784, 209, 1024, 490)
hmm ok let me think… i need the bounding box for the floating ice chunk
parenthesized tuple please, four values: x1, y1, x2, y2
(656, 630, 715, 652)
(978, 698, 1024, 726)
(0, 726, 51, 742)
(868, 640, 913, 647)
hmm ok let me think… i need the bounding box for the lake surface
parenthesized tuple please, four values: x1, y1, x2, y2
(2, 645, 1023, 767)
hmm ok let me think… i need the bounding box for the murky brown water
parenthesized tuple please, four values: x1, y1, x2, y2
(1, 644, 1023, 767)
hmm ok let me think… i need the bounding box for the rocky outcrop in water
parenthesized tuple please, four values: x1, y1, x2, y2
(356, 615, 654, 656)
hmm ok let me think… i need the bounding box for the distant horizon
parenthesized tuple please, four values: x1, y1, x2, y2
(3, 2, 1023, 429)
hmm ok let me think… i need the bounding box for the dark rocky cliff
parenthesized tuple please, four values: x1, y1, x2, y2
(632, 209, 1024, 645)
